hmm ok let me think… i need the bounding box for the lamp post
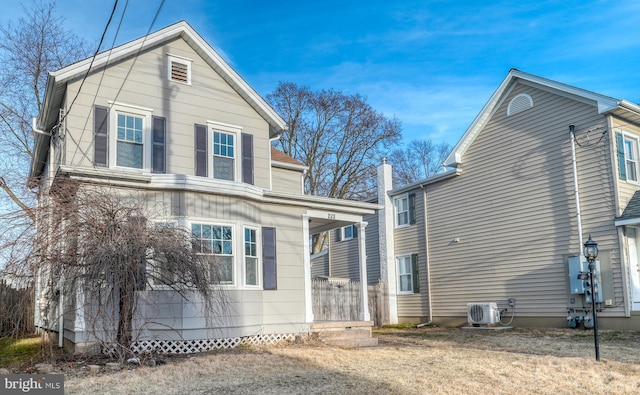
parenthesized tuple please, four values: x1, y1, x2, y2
(583, 235, 600, 361)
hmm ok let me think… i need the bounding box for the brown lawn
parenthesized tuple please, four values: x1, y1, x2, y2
(52, 327, 640, 394)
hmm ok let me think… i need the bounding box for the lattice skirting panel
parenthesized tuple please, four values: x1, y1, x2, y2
(103, 333, 297, 355)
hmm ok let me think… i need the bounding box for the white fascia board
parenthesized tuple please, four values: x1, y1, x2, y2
(615, 218, 640, 227)
(271, 160, 308, 172)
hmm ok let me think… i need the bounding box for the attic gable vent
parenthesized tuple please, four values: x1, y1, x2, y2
(167, 54, 192, 85)
(507, 93, 533, 116)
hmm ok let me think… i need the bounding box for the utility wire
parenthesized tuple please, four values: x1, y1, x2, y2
(57, 0, 120, 130)
(69, 0, 130, 166)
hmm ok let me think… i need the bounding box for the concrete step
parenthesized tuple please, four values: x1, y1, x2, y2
(314, 327, 372, 340)
(321, 337, 379, 348)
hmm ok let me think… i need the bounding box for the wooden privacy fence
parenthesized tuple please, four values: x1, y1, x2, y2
(312, 278, 389, 327)
(0, 279, 34, 336)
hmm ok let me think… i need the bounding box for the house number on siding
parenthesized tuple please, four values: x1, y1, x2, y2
(327, 213, 335, 219)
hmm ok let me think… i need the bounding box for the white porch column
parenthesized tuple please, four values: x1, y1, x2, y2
(358, 221, 371, 321)
(302, 214, 314, 323)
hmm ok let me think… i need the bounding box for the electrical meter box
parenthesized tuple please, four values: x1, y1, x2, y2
(567, 256, 602, 303)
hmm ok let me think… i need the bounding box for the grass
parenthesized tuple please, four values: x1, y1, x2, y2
(0, 335, 44, 368)
(5, 328, 640, 394)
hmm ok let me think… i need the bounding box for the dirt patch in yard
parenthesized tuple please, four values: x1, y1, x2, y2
(11, 327, 640, 394)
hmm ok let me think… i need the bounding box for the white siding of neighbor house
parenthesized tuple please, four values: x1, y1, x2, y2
(62, 37, 272, 189)
(420, 82, 625, 322)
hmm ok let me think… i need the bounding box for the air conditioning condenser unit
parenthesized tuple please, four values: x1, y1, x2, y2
(467, 302, 500, 325)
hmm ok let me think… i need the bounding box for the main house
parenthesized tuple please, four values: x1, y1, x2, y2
(29, 21, 378, 353)
(360, 69, 640, 329)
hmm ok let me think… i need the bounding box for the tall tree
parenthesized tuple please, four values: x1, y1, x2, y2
(33, 180, 227, 359)
(388, 139, 451, 187)
(0, 1, 90, 217)
(268, 82, 402, 201)
(0, 1, 90, 278)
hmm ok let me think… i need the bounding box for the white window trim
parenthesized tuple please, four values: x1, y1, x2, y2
(207, 120, 242, 182)
(394, 194, 410, 228)
(341, 224, 356, 241)
(189, 220, 237, 287)
(107, 102, 153, 172)
(396, 254, 413, 295)
(623, 133, 640, 184)
(167, 54, 192, 85)
(243, 226, 261, 288)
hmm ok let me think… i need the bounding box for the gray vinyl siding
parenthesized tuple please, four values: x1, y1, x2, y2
(364, 211, 381, 284)
(310, 252, 329, 278)
(423, 82, 624, 321)
(329, 228, 360, 280)
(62, 37, 272, 189)
(392, 190, 428, 317)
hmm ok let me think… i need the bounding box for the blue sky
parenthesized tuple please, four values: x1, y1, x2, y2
(3, 0, 640, 147)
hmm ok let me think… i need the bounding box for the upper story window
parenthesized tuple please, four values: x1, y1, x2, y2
(117, 114, 143, 168)
(624, 136, 639, 182)
(167, 54, 192, 85)
(93, 103, 166, 173)
(195, 121, 254, 184)
(616, 131, 640, 183)
(213, 131, 234, 180)
(394, 193, 415, 228)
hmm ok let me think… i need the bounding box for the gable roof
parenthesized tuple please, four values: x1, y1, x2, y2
(615, 190, 640, 226)
(444, 69, 640, 168)
(30, 21, 287, 182)
(271, 147, 306, 167)
(37, 20, 285, 135)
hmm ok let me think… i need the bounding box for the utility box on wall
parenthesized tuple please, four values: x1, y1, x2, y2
(567, 256, 603, 303)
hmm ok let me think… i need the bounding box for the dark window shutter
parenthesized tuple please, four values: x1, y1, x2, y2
(409, 193, 416, 225)
(94, 106, 109, 166)
(152, 116, 166, 173)
(262, 227, 277, 290)
(195, 124, 208, 177)
(241, 133, 254, 184)
(616, 132, 627, 180)
(336, 228, 342, 242)
(411, 253, 420, 293)
(353, 224, 358, 238)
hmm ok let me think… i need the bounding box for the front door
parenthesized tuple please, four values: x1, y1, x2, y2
(626, 227, 640, 310)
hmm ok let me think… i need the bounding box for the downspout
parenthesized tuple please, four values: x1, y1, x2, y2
(416, 186, 433, 327)
(58, 289, 64, 348)
(570, 125, 584, 253)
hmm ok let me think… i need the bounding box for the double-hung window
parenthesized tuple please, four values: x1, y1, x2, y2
(213, 131, 234, 180)
(192, 223, 234, 284)
(195, 121, 253, 183)
(624, 136, 639, 182)
(394, 193, 415, 228)
(397, 254, 419, 294)
(244, 227, 259, 286)
(117, 114, 143, 168)
(94, 103, 166, 172)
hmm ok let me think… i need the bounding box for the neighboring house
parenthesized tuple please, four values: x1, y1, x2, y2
(29, 21, 378, 353)
(367, 69, 640, 329)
